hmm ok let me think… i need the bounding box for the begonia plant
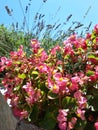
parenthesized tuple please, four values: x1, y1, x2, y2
(1, 24, 98, 130)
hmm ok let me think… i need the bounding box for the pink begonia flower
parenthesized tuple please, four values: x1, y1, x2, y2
(95, 50, 98, 56)
(36, 63, 50, 74)
(17, 45, 24, 56)
(46, 77, 59, 94)
(2, 77, 8, 86)
(30, 39, 40, 48)
(4, 91, 11, 100)
(70, 76, 82, 91)
(80, 39, 87, 49)
(27, 89, 41, 104)
(0, 57, 12, 67)
(53, 72, 68, 91)
(52, 84, 59, 94)
(59, 122, 67, 130)
(74, 91, 87, 109)
(30, 39, 40, 53)
(94, 122, 98, 130)
(94, 24, 98, 34)
(86, 32, 91, 39)
(90, 74, 97, 82)
(12, 107, 22, 118)
(76, 108, 85, 120)
(94, 66, 98, 78)
(26, 96, 35, 105)
(71, 117, 77, 124)
(10, 46, 25, 59)
(77, 38, 87, 49)
(10, 51, 17, 59)
(46, 78, 54, 89)
(59, 109, 68, 116)
(53, 73, 62, 80)
(57, 114, 67, 123)
(2, 79, 14, 93)
(11, 95, 19, 107)
(65, 35, 87, 50)
(50, 45, 61, 55)
(75, 73, 85, 85)
(20, 110, 28, 119)
(69, 82, 79, 91)
(0, 57, 12, 72)
(56, 60, 63, 65)
(0, 65, 5, 72)
(26, 89, 41, 105)
(23, 82, 41, 105)
(89, 57, 97, 64)
(72, 40, 80, 48)
(40, 50, 48, 62)
(68, 122, 73, 130)
(57, 109, 68, 130)
(71, 76, 81, 84)
(96, 37, 98, 43)
(12, 107, 28, 119)
(0, 57, 7, 65)
(23, 83, 35, 96)
(78, 96, 87, 109)
(68, 34, 76, 42)
(67, 117, 77, 130)
(63, 42, 74, 55)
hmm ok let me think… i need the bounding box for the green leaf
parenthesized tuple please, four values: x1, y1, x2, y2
(78, 47, 83, 52)
(86, 70, 94, 76)
(15, 67, 20, 72)
(91, 32, 96, 40)
(47, 91, 58, 99)
(38, 48, 44, 54)
(39, 112, 56, 130)
(18, 73, 26, 79)
(87, 54, 95, 59)
(14, 85, 21, 91)
(39, 83, 48, 93)
(75, 117, 86, 130)
(62, 96, 76, 110)
(89, 95, 98, 111)
(91, 86, 98, 96)
(84, 121, 95, 130)
(32, 71, 39, 75)
(13, 61, 21, 64)
(29, 104, 39, 122)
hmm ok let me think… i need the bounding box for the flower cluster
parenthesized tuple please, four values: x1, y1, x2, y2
(1, 24, 98, 130)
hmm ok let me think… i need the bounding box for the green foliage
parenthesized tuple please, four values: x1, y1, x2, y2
(86, 70, 94, 76)
(18, 73, 26, 79)
(89, 95, 98, 111)
(29, 104, 39, 123)
(39, 112, 57, 130)
(62, 96, 77, 111)
(75, 118, 86, 130)
(84, 122, 95, 130)
(0, 24, 31, 57)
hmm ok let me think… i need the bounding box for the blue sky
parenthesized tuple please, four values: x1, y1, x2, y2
(0, 0, 98, 33)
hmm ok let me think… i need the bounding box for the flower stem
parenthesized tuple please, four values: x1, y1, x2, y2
(59, 92, 62, 108)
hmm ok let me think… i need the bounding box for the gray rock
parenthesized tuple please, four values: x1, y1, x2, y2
(15, 120, 42, 130)
(0, 92, 17, 130)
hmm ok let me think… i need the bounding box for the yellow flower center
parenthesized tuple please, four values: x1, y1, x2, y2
(77, 113, 81, 117)
(31, 41, 35, 44)
(53, 85, 57, 90)
(39, 65, 43, 69)
(60, 77, 63, 81)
